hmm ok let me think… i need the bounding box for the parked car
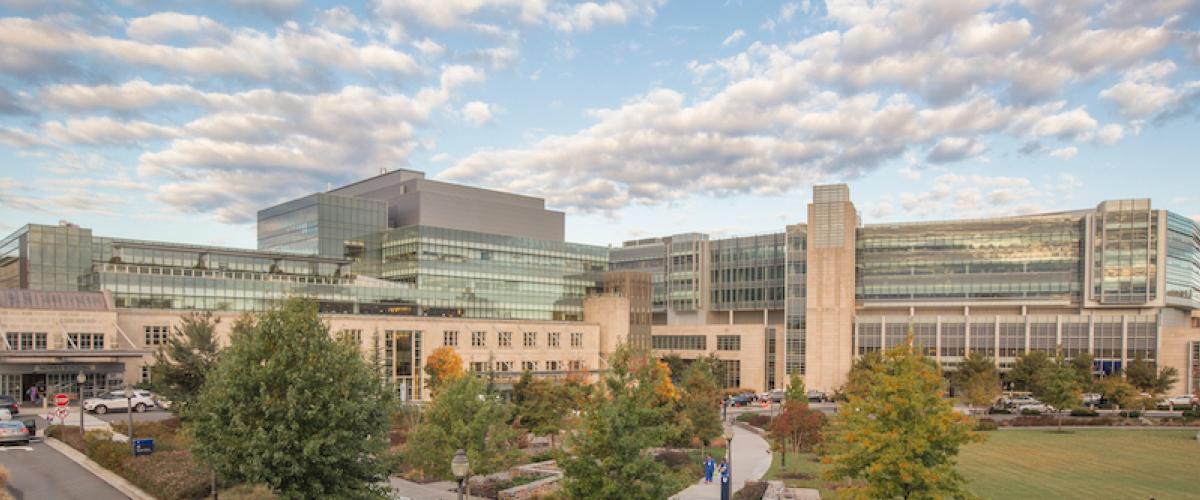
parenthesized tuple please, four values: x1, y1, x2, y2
(1161, 395, 1198, 409)
(765, 390, 786, 403)
(0, 395, 18, 415)
(1017, 402, 1054, 413)
(0, 419, 31, 445)
(729, 393, 756, 407)
(806, 390, 828, 403)
(1081, 393, 1102, 404)
(1006, 395, 1039, 408)
(18, 415, 36, 436)
(82, 390, 157, 414)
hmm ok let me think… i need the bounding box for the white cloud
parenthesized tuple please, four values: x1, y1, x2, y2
(926, 137, 986, 163)
(1100, 60, 1186, 119)
(722, 29, 746, 47)
(892, 173, 1047, 220)
(1049, 146, 1078, 159)
(461, 101, 494, 126)
(412, 37, 446, 58)
(125, 12, 228, 42)
(43, 117, 180, 145)
(372, 0, 665, 33)
(1094, 124, 1125, 145)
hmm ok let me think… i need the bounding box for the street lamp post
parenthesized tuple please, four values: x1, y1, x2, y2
(451, 449, 469, 500)
(124, 383, 135, 457)
(76, 372, 86, 438)
(721, 426, 733, 500)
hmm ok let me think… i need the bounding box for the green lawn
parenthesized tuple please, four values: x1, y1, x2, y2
(763, 450, 837, 498)
(959, 429, 1200, 499)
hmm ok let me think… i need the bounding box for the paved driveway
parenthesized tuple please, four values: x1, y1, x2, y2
(0, 441, 128, 500)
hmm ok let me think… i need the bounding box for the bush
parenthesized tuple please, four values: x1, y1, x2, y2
(1118, 411, 1143, 418)
(736, 413, 772, 428)
(974, 418, 999, 431)
(654, 450, 693, 469)
(84, 432, 129, 473)
(1181, 409, 1200, 419)
(1009, 416, 1116, 427)
(1019, 408, 1042, 416)
(122, 450, 211, 500)
(734, 481, 769, 500)
(529, 449, 558, 463)
(219, 484, 279, 500)
(987, 407, 1011, 415)
(1069, 408, 1099, 417)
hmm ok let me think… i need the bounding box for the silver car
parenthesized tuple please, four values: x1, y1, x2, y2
(0, 420, 31, 445)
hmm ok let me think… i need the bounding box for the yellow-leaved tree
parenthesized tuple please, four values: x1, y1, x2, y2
(423, 346, 464, 396)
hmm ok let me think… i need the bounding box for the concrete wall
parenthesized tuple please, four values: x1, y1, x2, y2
(804, 189, 858, 393)
(650, 323, 778, 392)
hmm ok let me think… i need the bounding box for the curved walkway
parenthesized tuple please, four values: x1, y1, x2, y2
(672, 423, 772, 499)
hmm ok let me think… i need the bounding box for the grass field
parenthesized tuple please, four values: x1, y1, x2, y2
(764, 429, 1200, 499)
(958, 429, 1200, 499)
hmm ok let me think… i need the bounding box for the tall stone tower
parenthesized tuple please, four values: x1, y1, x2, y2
(804, 184, 858, 392)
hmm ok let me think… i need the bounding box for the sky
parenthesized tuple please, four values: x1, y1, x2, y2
(0, 0, 1198, 249)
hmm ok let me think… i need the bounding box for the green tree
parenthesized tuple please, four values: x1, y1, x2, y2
(1032, 359, 1081, 432)
(1009, 351, 1052, 392)
(951, 352, 1000, 415)
(146, 311, 224, 415)
(561, 344, 677, 499)
(1124, 355, 1156, 391)
(513, 371, 569, 448)
(822, 339, 982, 499)
(1148, 366, 1180, 397)
(1096, 376, 1139, 413)
(187, 299, 394, 499)
(674, 361, 723, 449)
(1068, 353, 1095, 393)
(404, 374, 522, 479)
(784, 374, 807, 404)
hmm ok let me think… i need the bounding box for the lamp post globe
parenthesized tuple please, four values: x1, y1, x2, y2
(451, 448, 469, 500)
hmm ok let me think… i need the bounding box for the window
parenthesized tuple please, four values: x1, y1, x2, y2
(716, 335, 741, 351)
(522, 361, 538, 371)
(548, 332, 560, 348)
(499, 332, 512, 348)
(1192, 317, 1200, 328)
(5, 332, 47, 351)
(546, 360, 560, 371)
(337, 329, 362, 345)
(568, 360, 584, 371)
(471, 331, 486, 348)
(523, 331, 537, 348)
(443, 330, 459, 347)
(497, 361, 514, 372)
(721, 360, 741, 389)
(471, 361, 491, 372)
(67, 333, 105, 350)
(140, 366, 151, 383)
(651, 335, 706, 350)
(144, 325, 170, 346)
(570, 332, 583, 348)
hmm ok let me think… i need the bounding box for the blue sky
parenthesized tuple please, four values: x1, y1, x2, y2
(0, 0, 1198, 248)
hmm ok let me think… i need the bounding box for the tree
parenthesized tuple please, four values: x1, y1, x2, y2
(513, 372, 569, 448)
(1148, 366, 1179, 397)
(1068, 353, 1095, 392)
(404, 374, 523, 479)
(951, 352, 1000, 415)
(146, 311, 224, 415)
(1096, 376, 1139, 413)
(674, 361, 723, 449)
(1009, 351, 1052, 392)
(423, 346, 464, 396)
(1032, 359, 1081, 432)
(769, 378, 824, 468)
(1124, 355, 1156, 391)
(822, 338, 982, 499)
(187, 299, 394, 499)
(561, 344, 677, 499)
(784, 374, 807, 404)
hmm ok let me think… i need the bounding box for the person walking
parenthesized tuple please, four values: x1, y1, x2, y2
(27, 384, 39, 405)
(703, 455, 715, 484)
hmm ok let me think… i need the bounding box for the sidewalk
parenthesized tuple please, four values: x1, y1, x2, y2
(389, 477, 487, 500)
(672, 423, 773, 500)
(31, 405, 113, 437)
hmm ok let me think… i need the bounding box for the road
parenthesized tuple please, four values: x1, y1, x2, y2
(0, 441, 128, 500)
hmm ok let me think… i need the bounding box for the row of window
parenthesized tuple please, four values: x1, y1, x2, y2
(441, 330, 585, 349)
(468, 360, 587, 372)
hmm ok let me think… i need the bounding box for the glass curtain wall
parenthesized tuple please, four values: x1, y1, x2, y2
(709, 233, 786, 311)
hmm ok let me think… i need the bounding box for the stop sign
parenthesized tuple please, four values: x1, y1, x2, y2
(54, 393, 69, 407)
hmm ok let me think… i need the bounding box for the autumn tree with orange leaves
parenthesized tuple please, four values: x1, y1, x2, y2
(423, 346, 464, 396)
(821, 331, 983, 499)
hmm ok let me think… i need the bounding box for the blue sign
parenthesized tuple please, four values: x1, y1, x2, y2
(133, 438, 154, 456)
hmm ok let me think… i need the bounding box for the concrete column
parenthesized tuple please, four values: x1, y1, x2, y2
(935, 316, 942, 364)
(994, 316, 1000, 365)
(729, 310, 733, 325)
(880, 316, 886, 349)
(1121, 314, 1129, 369)
(1055, 315, 1063, 350)
(1088, 314, 1095, 356)
(965, 317, 971, 356)
(1024, 314, 1032, 355)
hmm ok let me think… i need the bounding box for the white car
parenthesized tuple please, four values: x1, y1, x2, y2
(83, 390, 158, 414)
(1162, 395, 1197, 408)
(1017, 402, 1054, 413)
